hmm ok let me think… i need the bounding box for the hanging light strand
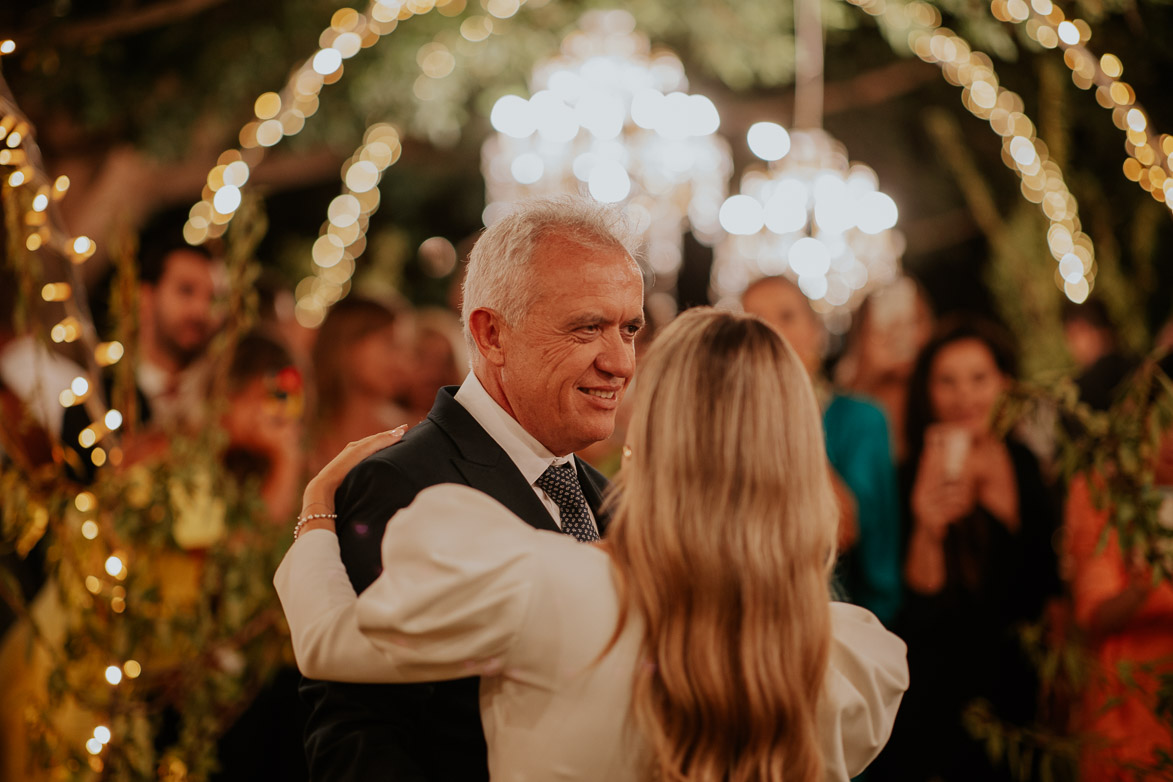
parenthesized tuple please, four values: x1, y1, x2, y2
(846, 0, 1096, 302)
(186, 0, 483, 246)
(294, 124, 403, 328)
(989, 0, 1173, 211)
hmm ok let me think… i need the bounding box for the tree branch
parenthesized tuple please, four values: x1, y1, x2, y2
(16, 0, 231, 47)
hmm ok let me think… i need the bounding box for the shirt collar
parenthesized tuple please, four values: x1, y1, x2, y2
(454, 372, 575, 487)
(136, 360, 170, 400)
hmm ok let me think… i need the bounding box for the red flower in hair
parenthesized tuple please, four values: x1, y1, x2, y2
(275, 366, 303, 394)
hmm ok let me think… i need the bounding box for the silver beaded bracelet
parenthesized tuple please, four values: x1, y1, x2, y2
(294, 512, 338, 541)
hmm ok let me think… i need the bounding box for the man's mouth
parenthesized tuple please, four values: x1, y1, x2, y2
(581, 388, 617, 400)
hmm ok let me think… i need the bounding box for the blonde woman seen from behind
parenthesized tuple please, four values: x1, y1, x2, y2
(608, 309, 837, 781)
(276, 308, 908, 782)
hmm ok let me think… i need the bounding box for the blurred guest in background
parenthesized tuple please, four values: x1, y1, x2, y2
(1062, 298, 1136, 413)
(742, 276, 902, 626)
(61, 214, 222, 474)
(254, 270, 315, 369)
(1065, 354, 1173, 780)
(308, 296, 413, 474)
(403, 307, 466, 423)
(834, 277, 934, 462)
(213, 329, 309, 782)
(220, 331, 306, 523)
(0, 271, 84, 447)
(873, 317, 1060, 782)
(1062, 297, 1121, 372)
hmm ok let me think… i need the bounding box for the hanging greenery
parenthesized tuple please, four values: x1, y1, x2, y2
(0, 187, 293, 781)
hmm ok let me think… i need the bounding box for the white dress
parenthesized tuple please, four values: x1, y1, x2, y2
(274, 484, 908, 781)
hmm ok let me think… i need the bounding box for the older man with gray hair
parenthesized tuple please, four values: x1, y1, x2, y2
(299, 195, 646, 782)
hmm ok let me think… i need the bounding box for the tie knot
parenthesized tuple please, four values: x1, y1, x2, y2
(536, 462, 577, 492)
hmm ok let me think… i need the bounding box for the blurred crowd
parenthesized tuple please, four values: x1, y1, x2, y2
(2, 210, 1173, 781)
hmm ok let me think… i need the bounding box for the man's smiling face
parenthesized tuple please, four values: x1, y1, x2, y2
(496, 234, 644, 457)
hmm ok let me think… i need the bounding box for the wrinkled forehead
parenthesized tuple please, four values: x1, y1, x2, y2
(532, 227, 639, 270)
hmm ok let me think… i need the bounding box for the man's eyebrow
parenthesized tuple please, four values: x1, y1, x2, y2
(625, 315, 647, 330)
(564, 313, 607, 328)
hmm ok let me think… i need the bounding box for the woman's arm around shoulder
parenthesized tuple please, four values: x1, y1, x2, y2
(275, 483, 543, 683)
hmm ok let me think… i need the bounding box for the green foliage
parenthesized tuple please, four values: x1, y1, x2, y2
(980, 359, 1173, 780)
(995, 360, 1173, 580)
(0, 434, 292, 782)
(0, 184, 293, 780)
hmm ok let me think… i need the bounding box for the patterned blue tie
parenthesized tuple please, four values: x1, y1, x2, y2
(535, 462, 600, 542)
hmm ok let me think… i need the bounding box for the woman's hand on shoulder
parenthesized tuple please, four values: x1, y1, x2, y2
(297, 426, 408, 536)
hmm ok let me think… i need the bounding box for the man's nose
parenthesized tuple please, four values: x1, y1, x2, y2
(595, 331, 635, 378)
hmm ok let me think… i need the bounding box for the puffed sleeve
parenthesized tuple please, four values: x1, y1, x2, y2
(819, 602, 910, 780)
(274, 484, 538, 683)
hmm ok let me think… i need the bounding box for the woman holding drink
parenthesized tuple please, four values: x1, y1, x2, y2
(870, 318, 1060, 782)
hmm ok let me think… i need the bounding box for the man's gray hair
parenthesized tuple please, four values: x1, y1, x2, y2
(461, 195, 642, 362)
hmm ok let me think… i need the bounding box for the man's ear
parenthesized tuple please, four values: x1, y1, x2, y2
(468, 308, 507, 367)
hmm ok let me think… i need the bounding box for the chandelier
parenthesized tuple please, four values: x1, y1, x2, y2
(710, 0, 904, 332)
(481, 10, 731, 287)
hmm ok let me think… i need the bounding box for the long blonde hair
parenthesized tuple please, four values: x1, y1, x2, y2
(607, 308, 837, 782)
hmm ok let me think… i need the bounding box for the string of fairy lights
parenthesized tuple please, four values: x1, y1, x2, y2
(183, 1, 404, 247)
(295, 123, 403, 328)
(846, 0, 1097, 302)
(989, 0, 1173, 211)
(0, 43, 134, 774)
(185, 0, 517, 247)
(204, 0, 544, 322)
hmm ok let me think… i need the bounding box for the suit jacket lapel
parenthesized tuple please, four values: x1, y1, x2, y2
(428, 388, 562, 534)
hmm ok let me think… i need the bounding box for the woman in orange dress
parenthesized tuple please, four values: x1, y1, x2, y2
(1066, 357, 1173, 779)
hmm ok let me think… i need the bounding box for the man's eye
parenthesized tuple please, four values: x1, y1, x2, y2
(579, 325, 600, 334)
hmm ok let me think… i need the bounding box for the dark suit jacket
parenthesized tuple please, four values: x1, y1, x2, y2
(300, 386, 611, 782)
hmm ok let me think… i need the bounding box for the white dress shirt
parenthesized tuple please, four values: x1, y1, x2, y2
(274, 485, 910, 782)
(454, 372, 598, 534)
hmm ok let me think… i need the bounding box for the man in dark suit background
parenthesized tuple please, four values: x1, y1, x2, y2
(300, 196, 647, 781)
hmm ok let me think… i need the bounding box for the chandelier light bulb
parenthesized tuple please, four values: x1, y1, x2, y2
(716, 125, 903, 321)
(686, 95, 721, 136)
(719, 195, 765, 235)
(481, 9, 731, 278)
(630, 89, 664, 130)
(747, 122, 792, 161)
(511, 153, 545, 185)
(856, 192, 899, 234)
(798, 274, 830, 300)
(789, 237, 832, 277)
(576, 90, 625, 139)
(587, 161, 631, 203)
(490, 95, 536, 139)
